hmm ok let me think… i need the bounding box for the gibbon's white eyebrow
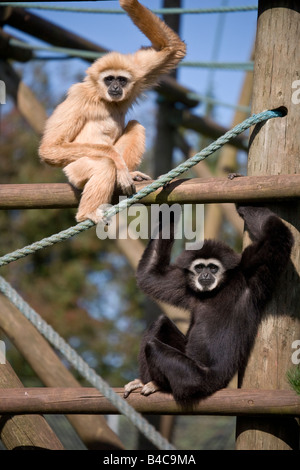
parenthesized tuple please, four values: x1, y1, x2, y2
(98, 70, 133, 82)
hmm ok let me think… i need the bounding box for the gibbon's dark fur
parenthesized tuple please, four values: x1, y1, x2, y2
(135, 205, 293, 405)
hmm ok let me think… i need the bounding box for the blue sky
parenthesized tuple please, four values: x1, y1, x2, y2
(4, 1, 258, 128)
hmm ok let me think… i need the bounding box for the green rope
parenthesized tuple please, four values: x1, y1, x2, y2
(9, 39, 254, 70)
(0, 109, 282, 269)
(0, 3, 258, 14)
(182, 61, 254, 71)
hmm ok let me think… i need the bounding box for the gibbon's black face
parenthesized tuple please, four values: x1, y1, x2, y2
(188, 258, 225, 292)
(104, 75, 129, 100)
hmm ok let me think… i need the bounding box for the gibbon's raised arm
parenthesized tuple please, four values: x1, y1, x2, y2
(238, 205, 294, 302)
(137, 218, 188, 307)
(120, 0, 186, 89)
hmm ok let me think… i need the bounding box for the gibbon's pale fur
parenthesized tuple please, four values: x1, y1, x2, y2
(39, 0, 186, 223)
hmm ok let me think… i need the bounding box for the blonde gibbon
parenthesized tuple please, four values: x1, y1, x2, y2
(39, 0, 186, 223)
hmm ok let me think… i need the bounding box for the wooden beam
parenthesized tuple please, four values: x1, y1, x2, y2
(0, 175, 299, 209)
(0, 388, 299, 416)
(0, 29, 33, 62)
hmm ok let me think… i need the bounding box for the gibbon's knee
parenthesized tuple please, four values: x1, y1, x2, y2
(145, 315, 186, 352)
(124, 120, 145, 135)
(63, 157, 91, 189)
(145, 338, 213, 404)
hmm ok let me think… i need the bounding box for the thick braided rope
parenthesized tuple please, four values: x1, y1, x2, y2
(0, 109, 282, 268)
(0, 274, 175, 450)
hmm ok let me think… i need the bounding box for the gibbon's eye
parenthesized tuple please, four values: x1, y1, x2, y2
(194, 263, 205, 273)
(208, 264, 219, 274)
(104, 76, 115, 86)
(117, 76, 128, 86)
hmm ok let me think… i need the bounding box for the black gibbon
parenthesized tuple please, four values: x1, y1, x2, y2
(124, 205, 294, 405)
(39, 0, 186, 223)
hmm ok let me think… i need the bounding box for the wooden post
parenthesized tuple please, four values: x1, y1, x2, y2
(236, 0, 300, 450)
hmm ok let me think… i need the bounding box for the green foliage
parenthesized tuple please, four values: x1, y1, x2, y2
(287, 366, 300, 396)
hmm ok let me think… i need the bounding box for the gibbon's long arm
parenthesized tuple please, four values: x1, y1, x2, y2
(137, 217, 189, 308)
(238, 205, 293, 303)
(120, 0, 186, 88)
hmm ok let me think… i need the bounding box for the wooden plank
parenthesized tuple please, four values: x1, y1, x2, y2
(0, 174, 300, 209)
(236, 0, 300, 451)
(0, 388, 299, 416)
(0, 362, 64, 450)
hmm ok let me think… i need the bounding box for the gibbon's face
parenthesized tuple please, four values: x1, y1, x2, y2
(98, 69, 133, 102)
(188, 258, 225, 292)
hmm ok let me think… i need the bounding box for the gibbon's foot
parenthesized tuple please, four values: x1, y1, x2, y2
(76, 207, 110, 225)
(227, 172, 243, 180)
(141, 381, 160, 396)
(123, 379, 160, 398)
(117, 168, 136, 196)
(123, 378, 144, 398)
(130, 171, 152, 182)
(76, 209, 99, 224)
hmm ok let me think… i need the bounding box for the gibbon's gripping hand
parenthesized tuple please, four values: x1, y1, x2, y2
(119, 0, 138, 8)
(117, 167, 136, 196)
(236, 205, 276, 241)
(130, 171, 151, 182)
